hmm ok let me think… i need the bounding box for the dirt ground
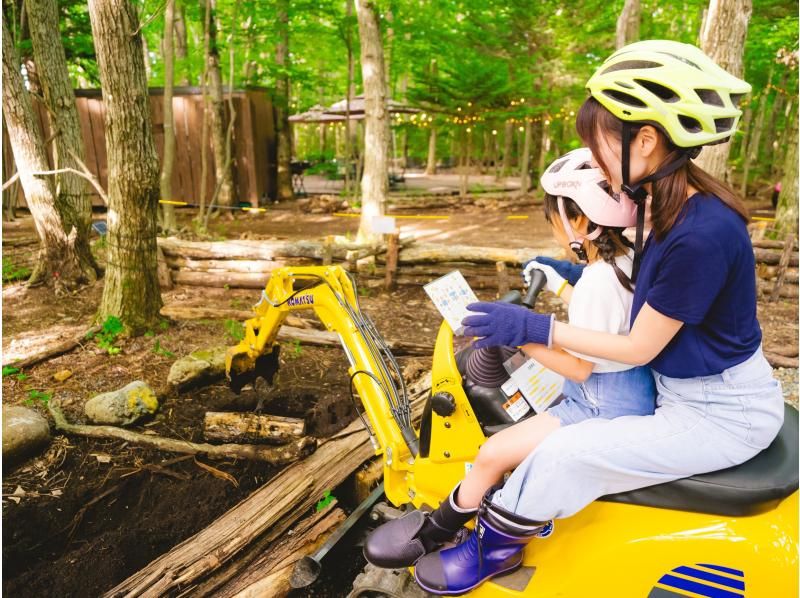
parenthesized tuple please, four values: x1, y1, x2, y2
(2, 192, 797, 597)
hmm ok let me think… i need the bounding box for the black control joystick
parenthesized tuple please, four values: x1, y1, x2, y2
(523, 268, 547, 308)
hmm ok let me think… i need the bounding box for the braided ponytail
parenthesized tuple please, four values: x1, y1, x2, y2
(590, 228, 635, 293)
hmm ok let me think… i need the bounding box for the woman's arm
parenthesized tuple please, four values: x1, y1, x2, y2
(551, 302, 683, 366)
(558, 285, 573, 304)
(520, 343, 594, 383)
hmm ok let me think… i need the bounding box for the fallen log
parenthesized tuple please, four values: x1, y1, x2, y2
(103, 373, 431, 597)
(397, 243, 559, 266)
(211, 505, 347, 598)
(159, 305, 319, 330)
(3, 324, 97, 369)
(758, 282, 798, 299)
(48, 401, 317, 465)
(752, 239, 788, 250)
(165, 256, 313, 273)
(754, 248, 799, 267)
(158, 237, 389, 262)
(764, 352, 798, 369)
(764, 345, 799, 358)
(276, 325, 431, 357)
(172, 270, 269, 289)
(204, 412, 306, 445)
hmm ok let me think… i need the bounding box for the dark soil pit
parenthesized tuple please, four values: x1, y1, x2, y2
(2, 278, 442, 598)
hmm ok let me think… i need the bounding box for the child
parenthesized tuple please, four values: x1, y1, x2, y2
(363, 148, 656, 594)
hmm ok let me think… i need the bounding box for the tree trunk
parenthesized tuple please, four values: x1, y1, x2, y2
(694, 0, 752, 180)
(615, 0, 641, 49)
(355, 0, 389, 242)
(274, 0, 293, 202)
(26, 0, 100, 283)
(537, 119, 549, 182)
(740, 68, 772, 197)
(88, 0, 163, 333)
(173, 1, 190, 85)
(160, 0, 178, 231)
(343, 0, 355, 197)
(207, 0, 233, 208)
(141, 30, 151, 80)
(502, 120, 513, 176)
(425, 127, 437, 175)
(775, 110, 797, 235)
(2, 16, 87, 293)
(198, 0, 211, 221)
(519, 119, 532, 193)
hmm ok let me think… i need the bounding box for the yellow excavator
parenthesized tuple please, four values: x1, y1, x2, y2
(226, 265, 798, 597)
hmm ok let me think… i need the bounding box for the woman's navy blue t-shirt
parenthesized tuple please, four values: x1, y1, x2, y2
(631, 193, 761, 378)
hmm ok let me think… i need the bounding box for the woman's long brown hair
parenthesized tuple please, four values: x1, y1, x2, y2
(576, 97, 749, 241)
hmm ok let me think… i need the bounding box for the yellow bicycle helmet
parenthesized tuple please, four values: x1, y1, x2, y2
(586, 39, 751, 148)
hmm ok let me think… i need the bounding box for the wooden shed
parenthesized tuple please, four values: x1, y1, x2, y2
(2, 86, 277, 208)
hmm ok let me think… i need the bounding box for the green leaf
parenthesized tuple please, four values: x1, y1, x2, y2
(315, 490, 336, 512)
(2, 366, 20, 377)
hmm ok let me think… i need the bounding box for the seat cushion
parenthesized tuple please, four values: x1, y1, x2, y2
(601, 403, 799, 516)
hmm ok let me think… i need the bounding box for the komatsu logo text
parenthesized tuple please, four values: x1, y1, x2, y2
(287, 295, 314, 307)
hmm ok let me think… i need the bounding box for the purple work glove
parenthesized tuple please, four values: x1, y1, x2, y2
(461, 302, 554, 349)
(521, 257, 585, 287)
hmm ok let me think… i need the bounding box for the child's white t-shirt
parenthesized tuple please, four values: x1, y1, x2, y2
(565, 251, 636, 373)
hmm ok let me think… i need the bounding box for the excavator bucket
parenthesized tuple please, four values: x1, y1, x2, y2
(226, 344, 281, 394)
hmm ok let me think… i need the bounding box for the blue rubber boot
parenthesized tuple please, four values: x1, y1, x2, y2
(363, 483, 477, 569)
(413, 490, 548, 595)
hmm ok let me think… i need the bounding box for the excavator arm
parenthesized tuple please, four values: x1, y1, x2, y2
(226, 265, 419, 463)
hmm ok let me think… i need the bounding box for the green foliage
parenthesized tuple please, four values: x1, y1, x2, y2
(87, 316, 124, 355)
(152, 339, 176, 358)
(25, 389, 52, 407)
(284, 339, 303, 359)
(2, 258, 31, 283)
(3, 366, 20, 378)
(225, 318, 245, 343)
(47, 0, 793, 191)
(315, 489, 336, 512)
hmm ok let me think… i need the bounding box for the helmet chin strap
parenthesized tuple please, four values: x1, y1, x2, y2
(557, 196, 602, 263)
(620, 122, 695, 282)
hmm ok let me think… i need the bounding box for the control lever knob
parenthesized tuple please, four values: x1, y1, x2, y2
(431, 392, 456, 417)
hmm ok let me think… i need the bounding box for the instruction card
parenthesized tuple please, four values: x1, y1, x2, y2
(503, 351, 565, 414)
(423, 271, 480, 335)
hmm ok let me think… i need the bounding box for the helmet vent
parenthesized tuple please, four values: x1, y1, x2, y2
(548, 159, 569, 174)
(657, 52, 702, 71)
(635, 79, 679, 103)
(602, 89, 647, 108)
(678, 114, 703, 133)
(714, 117, 734, 133)
(600, 60, 662, 75)
(729, 93, 746, 107)
(695, 89, 724, 107)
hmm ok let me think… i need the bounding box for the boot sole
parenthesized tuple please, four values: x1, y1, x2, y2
(413, 561, 522, 596)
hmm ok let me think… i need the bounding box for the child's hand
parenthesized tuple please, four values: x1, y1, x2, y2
(462, 302, 554, 349)
(523, 262, 568, 296)
(522, 257, 585, 286)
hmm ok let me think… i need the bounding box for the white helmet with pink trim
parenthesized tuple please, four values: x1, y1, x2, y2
(540, 147, 638, 228)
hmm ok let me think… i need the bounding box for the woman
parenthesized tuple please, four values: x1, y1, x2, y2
(369, 40, 785, 596)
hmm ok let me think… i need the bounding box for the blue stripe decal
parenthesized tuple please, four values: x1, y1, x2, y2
(673, 567, 745, 591)
(658, 574, 743, 598)
(697, 564, 744, 578)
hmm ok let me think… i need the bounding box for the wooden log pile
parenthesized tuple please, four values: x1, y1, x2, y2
(753, 236, 798, 303)
(157, 236, 390, 289)
(157, 235, 560, 293)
